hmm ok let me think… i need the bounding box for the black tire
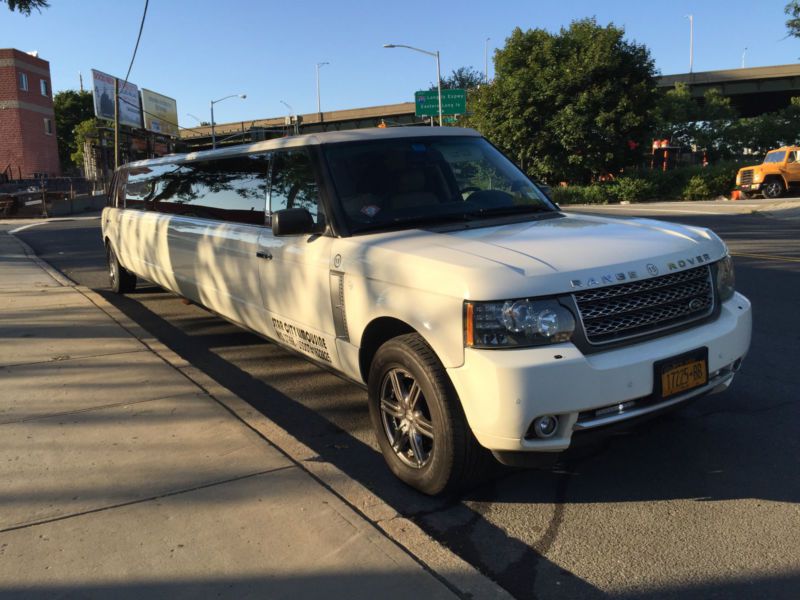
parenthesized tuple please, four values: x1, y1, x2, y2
(762, 178, 784, 199)
(367, 333, 484, 495)
(107, 243, 137, 294)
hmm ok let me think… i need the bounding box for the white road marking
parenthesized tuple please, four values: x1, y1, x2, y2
(8, 222, 46, 234)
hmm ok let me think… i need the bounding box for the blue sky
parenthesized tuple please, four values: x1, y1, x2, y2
(2, 0, 796, 129)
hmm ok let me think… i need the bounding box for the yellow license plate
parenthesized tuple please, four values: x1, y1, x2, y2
(660, 359, 707, 398)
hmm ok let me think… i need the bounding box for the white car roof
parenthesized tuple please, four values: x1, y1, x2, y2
(124, 127, 483, 169)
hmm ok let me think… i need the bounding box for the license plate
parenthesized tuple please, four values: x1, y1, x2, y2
(654, 348, 708, 399)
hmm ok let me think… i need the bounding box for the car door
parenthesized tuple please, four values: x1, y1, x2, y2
(256, 148, 340, 368)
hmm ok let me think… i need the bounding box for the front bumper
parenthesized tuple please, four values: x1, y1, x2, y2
(738, 183, 762, 192)
(447, 292, 752, 452)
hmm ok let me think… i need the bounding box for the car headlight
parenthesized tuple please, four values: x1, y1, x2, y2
(752, 172, 762, 183)
(716, 255, 735, 302)
(465, 299, 575, 348)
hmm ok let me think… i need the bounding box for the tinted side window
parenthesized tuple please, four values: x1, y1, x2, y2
(125, 166, 161, 210)
(154, 155, 268, 225)
(269, 150, 322, 224)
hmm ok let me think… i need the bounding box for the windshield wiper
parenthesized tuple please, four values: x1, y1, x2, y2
(350, 211, 472, 233)
(472, 204, 552, 218)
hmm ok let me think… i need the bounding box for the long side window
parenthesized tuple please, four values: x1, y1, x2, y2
(125, 166, 160, 210)
(153, 155, 269, 225)
(269, 150, 323, 225)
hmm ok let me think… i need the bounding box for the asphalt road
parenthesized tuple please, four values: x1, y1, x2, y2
(14, 206, 800, 599)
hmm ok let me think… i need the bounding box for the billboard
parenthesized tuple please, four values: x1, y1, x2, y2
(141, 88, 179, 137)
(91, 69, 142, 128)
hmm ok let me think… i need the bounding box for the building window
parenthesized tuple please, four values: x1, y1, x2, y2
(40, 79, 49, 96)
(44, 118, 53, 135)
(19, 72, 28, 91)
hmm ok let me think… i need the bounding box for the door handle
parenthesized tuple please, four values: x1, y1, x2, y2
(256, 251, 273, 260)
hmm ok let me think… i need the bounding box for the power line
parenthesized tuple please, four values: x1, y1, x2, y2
(122, 0, 149, 87)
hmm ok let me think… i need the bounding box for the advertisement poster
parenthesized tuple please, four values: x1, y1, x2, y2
(91, 69, 142, 128)
(141, 89, 179, 137)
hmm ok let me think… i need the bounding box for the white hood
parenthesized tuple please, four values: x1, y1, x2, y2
(340, 212, 727, 300)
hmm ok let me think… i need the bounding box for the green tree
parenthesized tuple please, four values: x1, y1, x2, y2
(431, 66, 485, 90)
(53, 90, 95, 174)
(71, 118, 102, 170)
(786, 1, 800, 38)
(2, 0, 49, 15)
(653, 83, 737, 158)
(469, 19, 658, 184)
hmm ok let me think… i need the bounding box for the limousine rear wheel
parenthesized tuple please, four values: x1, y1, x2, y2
(368, 333, 481, 495)
(107, 244, 137, 294)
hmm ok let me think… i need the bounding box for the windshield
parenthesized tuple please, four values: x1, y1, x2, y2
(323, 136, 555, 233)
(764, 151, 786, 163)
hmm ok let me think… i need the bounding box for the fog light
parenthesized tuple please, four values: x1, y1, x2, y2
(532, 415, 559, 438)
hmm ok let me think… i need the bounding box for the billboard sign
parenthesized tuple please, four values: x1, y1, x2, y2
(141, 88, 179, 137)
(91, 69, 142, 128)
(414, 89, 467, 117)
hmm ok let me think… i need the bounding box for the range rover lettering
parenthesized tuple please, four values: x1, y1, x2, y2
(102, 128, 752, 495)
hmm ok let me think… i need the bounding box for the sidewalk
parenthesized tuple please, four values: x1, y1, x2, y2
(0, 231, 503, 599)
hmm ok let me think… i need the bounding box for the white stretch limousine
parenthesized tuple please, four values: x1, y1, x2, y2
(102, 128, 752, 495)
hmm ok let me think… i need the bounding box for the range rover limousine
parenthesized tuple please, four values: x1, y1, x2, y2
(102, 127, 752, 495)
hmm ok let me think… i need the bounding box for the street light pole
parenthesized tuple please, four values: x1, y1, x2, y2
(686, 14, 694, 73)
(741, 47, 748, 69)
(210, 93, 246, 149)
(316, 62, 329, 114)
(383, 43, 443, 127)
(484, 37, 490, 84)
(281, 100, 298, 135)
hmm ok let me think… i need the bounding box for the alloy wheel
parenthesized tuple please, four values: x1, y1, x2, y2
(379, 368, 435, 468)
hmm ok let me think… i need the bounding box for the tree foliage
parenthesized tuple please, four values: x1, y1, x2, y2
(469, 19, 658, 184)
(786, 1, 800, 38)
(53, 90, 95, 174)
(2, 0, 49, 15)
(71, 118, 102, 169)
(653, 82, 737, 157)
(431, 66, 485, 91)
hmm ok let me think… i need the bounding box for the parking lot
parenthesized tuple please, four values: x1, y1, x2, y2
(12, 201, 800, 599)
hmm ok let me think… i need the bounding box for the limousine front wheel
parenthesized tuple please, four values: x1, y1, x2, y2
(107, 244, 137, 294)
(368, 333, 482, 495)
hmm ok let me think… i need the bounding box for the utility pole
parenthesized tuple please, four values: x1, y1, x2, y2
(114, 78, 120, 170)
(79, 71, 84, 92)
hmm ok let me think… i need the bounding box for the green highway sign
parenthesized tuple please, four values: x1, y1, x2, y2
(414, 89, 467, 117)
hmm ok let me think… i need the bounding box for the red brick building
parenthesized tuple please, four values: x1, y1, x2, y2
(0, 49, 60, 179)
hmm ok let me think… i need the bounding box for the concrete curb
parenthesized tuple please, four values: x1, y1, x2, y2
(3, 232, 75, 287)
(8, 231, 512, 600)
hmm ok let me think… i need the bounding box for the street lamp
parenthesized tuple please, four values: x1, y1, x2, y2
(210, 93, 246, 149)
(316, 62, 329, 114)
(741, 47, 748, 69)
(484, 37, 490, 84)
(186, 113, 203, 125)
(280, 100, 298, 135)
(383, 43, 442, 127)
(686, 14, 694, 74)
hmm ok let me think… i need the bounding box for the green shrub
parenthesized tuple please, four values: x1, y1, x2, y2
(682, 175, 712, 200)
(549, 184, 615, 205)
(614, 177, 655, 202)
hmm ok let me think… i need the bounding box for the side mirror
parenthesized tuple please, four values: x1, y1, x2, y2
(272, 207, 315, 236)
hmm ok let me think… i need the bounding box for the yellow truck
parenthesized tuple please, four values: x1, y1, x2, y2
(736, 147, 800, 199)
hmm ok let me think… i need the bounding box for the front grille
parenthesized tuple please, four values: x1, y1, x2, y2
(740, 169, 753, 185)
(573, 265, 714, 345)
